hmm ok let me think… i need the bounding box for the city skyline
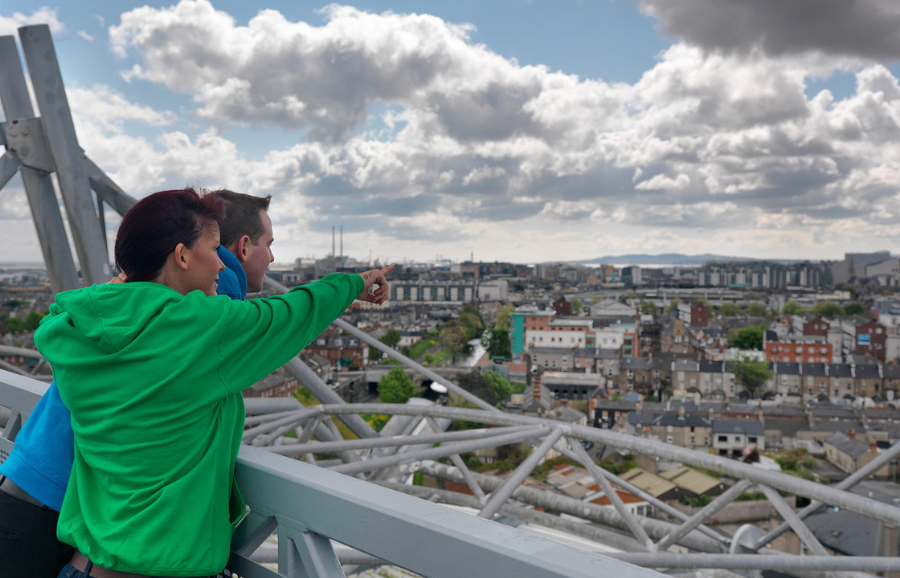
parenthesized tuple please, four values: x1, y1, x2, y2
(2, 1, 900, 266)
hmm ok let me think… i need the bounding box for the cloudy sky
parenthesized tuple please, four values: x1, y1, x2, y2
(2, 1, 900, 265)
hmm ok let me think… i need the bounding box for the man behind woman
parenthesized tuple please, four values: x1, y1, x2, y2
(3, 187, 390, 577)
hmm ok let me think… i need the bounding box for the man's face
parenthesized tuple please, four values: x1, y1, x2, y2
(244, 210, 274, 293)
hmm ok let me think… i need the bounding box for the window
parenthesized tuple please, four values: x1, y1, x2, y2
(667, 425, 673, 433)
(807, 376, 813, 385)
(666, 435, 674, 443)
(748, 436, 758, 444)
(718, 435, 728, 442)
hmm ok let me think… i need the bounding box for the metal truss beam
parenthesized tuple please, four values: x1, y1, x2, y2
(267, 425, 536, 458)
(418, 460, 724, 553)
(329, 427, 550, 477)
(322, 403, 900, 528)
(19, 25, 110, 285)
(0, 35, 79, 293)
(478, 428, 564, 519)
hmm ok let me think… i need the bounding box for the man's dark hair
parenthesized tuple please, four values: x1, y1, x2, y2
(210, 190, 272, 248)
(115, 188, 225, 282)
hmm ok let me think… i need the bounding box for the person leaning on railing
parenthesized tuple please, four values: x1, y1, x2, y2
(0, 189, 278, 578)
(31, 188, 391, 578)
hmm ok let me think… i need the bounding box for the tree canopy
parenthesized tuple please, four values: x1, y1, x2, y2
(844, 302, 865, 315)
(24, 310, 46, 331)
(728, 324, 767, 351)
(782, 300, 806, 315)
(457, 370, 513, 406)
(745, 302, 770, 318)
(732, 357, 773, 398)
(439, 320, 469, 355)
(641, 301, 657, 315)
(494, 304, 516, 330)
(482, 327, 511, 359)
(719, 303, 740, 317)
(665, 298, 682, 314)
(570, 297, 583, 315)
(377, 368, 416, 404)
(813, 301, 845, 318)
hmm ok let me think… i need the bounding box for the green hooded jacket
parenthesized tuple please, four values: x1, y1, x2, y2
(34, 273, 364, 576)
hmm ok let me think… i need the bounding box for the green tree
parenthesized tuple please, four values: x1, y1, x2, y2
(461, 304, 485, 332)
(665, 298, 682, 314)
(782, 300, 806, 315)
(844, 302, 865, 315)
(641, 301, 657, 315)
(5, 317, 25, 334)
(570, 297, 583, 315)
(482, 327, 512, 359)
(439, 321, 468, 355)
(813, 301, 845, 318)
(484, 370, 513, 404)
(381, 329, 401, 348)
(719, 303, 740, 317)
(456, 370, 510, 405)
(745, 302, 770, 318)
(728, 324, 767, 350)
(24, 310, 46, 331)
(732, 356, 773, 398)
(377, 367, 416, 404)
(495, 304, 515, 330)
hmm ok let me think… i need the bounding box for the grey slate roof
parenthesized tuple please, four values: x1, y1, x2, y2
(806, 511, 882, 556)
(700, 360, 724, 373)
(712, 418, 764, 435)
(828, 363, 853, 378)
(823, 432, 871, 460)
(882, 364, 900, 379)
(774, 362, 800, 375)
(801, 363, 827, 376)
(854, 364, 880, 379)
(621, 357, 650, 370)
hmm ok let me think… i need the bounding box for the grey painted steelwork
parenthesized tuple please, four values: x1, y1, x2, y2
(263, 276, 498, 413)
(0, 151, 22, 188)
(758, 484, 829, 557)
(329, 427, 550, 477)
(379, 482, 648, 553)
(243, 407, 323, 444)
(550, 441, 731, 545)
(418, 460, 725, 553)
(84, 157, 138, 215)
(478, 428, 564, 519)
(322, 402, 900, 528)
(752, 438, 900, 550)
(19, 25, 110, 285)
(608, 553, 900, 573)
(654, 479, 752, 552)
(232, 445, 666, 578)
(268, 425, 536, 458)
(281, 357, 379, 440)
(566, 437, 655, 549)
(426, 416, 487, 503)
(0, 35, 79, 293)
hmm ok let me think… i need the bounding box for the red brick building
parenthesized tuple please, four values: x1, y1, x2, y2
(766, 341, 832, 363)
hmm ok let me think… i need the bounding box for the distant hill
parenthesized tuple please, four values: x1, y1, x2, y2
(566, 254, 798, 266)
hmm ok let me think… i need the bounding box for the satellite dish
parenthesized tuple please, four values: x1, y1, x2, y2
(430, 383, 448, 394)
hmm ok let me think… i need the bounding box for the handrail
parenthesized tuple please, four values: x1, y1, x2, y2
(0, 369, 666, 578)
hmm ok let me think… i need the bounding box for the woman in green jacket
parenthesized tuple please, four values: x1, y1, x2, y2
(35, 188, 391, 578)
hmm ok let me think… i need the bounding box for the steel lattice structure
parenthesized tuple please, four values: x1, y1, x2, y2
(1, 24, 900, 578)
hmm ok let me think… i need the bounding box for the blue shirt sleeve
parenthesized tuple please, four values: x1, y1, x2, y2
(0, 380, 73, 511)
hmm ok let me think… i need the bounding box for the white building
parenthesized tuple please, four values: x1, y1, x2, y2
(477, 279, 508, 301)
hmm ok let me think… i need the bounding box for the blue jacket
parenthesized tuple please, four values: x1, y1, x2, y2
(0, 249, 247, 511)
